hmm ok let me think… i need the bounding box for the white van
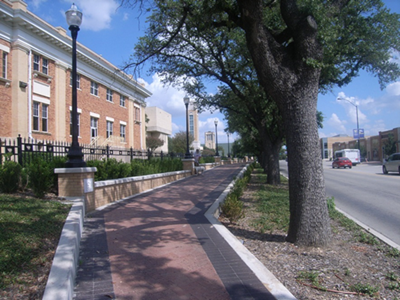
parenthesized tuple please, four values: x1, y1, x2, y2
(334, 149, 360, 166)
(383, 153, 400, 174)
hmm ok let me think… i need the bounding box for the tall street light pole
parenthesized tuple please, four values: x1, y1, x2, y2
(227, 133, 230, 158)
(337, 97, 360, 150)
(184, 96, 192, 159)
(65, 3, 86, 167)
(214, 119, 219, 156)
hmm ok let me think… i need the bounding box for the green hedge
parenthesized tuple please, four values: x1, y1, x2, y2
(220, 162, 255, 223)
(0, 156, 183, 198)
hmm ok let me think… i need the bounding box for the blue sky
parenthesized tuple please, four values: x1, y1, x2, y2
(26, 0, 400, 144)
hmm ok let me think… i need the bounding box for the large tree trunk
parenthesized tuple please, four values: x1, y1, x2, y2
(259, 129, 282, 185)
(282, 82, 330, 245)
(238, 0, 331, 246)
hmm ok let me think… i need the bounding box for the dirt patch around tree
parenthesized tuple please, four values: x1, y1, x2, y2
(220, 178, 400, 299)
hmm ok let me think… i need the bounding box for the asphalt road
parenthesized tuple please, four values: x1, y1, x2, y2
(279, 160, 400, 246)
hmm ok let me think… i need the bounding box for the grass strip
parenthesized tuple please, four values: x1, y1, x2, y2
(0, 195, 70, 291)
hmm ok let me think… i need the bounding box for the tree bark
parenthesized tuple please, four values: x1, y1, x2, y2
(259, 127, 282, 185)
(237, 0, 331, 246)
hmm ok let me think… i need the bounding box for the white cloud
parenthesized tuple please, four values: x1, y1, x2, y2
(71, 0, 120, 31)
(141, 73, 187, 117)
(29, 0, 47, 9)
(386, 81, 400, 96)
(327, 113, 347, 134)
(336, 93, 369, 128)
(140, 73, 230, 142)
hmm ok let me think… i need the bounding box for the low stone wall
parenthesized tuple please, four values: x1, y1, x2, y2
(85, 170, 192, 213)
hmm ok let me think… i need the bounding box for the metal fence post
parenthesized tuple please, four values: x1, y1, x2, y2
(130, 147, 133, 162)
(106, 144, 110, 160)
(17, 135, 23, 165)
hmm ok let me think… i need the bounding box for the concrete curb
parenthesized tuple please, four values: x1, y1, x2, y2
(336, 208, 400, 251)
(205, 165, 297, 300)
(42, 198, 85, 300)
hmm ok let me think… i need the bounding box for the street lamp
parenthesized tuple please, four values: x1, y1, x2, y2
(65, 3, 86, 167)
(214, 119, 219, 156)
(337, 97, 360, 150)
(183, 96, 192, 159)
(227, 133, 230, 158)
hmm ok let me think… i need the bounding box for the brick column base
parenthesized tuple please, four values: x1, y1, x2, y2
(182, 158, 195, 175)
(55, 167, 97, 197)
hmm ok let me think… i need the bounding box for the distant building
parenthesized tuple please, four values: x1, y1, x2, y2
(320, 135, 354, 160)
(145, 106, 172, 153)
(188, 99, 200, 150)
(320, 127, 400, 162)
(0, 0, 151, 150)
(204, 131, 215, 150)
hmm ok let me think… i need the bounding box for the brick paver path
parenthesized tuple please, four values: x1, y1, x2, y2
(74, 164, 275, 300)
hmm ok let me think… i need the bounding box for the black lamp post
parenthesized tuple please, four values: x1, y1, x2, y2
(214, 119, 219, 156)
(184, 96, 192, 159)
(65, 3, 86, 168)
(227, 133, 230, 158)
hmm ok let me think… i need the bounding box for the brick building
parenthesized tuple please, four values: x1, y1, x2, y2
(0, 0, 151, 150)
(320, 127, 400, 162)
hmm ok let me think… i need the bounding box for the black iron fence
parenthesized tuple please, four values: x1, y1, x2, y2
(0, 135, 178, 166)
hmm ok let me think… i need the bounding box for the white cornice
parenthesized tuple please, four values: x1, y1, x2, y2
(0, 2, 152, 101)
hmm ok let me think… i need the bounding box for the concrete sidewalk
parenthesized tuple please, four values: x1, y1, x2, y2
(72, 164, 292, 300)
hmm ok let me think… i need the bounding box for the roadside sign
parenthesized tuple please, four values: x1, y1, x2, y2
(353, 129, 364, 139)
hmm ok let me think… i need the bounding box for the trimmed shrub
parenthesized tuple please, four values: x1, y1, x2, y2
(26, 157, 53, 198)
(219, 162, 255, 223)
(220, 193, 244, 223)
(0, 161, 22, 193)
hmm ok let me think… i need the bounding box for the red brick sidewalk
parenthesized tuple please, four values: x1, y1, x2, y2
(74, 164, 275, 300)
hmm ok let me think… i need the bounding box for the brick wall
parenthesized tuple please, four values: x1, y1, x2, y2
(65, 71, 133, 146)
(0, 39, 12, 137)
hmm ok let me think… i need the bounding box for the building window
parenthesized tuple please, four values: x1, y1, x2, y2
(106, 121, 113, 138)
(135, 107, 141, 122)
(120, 95, 126, 107)
(120, 124, 126, 142)
(70, 112, 80, 136)
(42, 58, 48, 75)
(70, 73, 80, 89)
(32, 102, 48, 132)
(33, 54, 40, 71)
(2, 52, 7, 78)
(106, 88, 113, 102)
(90, 81, 99, 96)
(33, 102, 39, 131)
(33, 54, 49, 75)
(90, 117, 98, 140)
(42, 104, 48, 132)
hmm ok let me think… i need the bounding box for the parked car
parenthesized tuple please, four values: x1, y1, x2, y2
(332, 157, 352, 169)
(383, 153, 400, 174)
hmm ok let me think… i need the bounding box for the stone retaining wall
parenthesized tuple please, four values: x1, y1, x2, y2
(84, 170, 192, 213)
